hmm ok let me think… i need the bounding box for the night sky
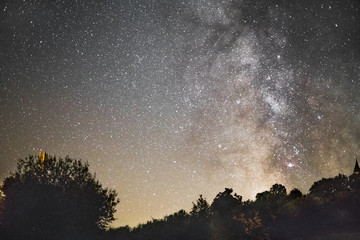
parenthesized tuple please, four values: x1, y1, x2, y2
(1, 0, 359, 227)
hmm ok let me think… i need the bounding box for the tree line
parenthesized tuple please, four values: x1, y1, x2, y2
(110, 175, 360, 240)
(1, 155, 360, 239)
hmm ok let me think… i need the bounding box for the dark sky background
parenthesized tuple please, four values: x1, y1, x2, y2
(1, 0, 359, 227)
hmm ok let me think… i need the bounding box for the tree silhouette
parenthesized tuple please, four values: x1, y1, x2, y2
(210, 188, 246, 240)
(211, 188, 242, 215)
(189, 195, 210, 240)
(253, 184, 287, 238)
(255, 184, 287, 210)
(288, 188, 303, 200)
(309, 174, 350, 199)
(269, 184, 286, 197)
(1, 155, 119, 239)
(190, 195, 210, 219)
(0, 189, 4, 238)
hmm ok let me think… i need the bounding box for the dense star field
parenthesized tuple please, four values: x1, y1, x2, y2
(0, 0, 359, 227)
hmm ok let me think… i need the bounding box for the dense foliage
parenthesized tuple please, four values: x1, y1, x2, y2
(0, 155, 119, 239)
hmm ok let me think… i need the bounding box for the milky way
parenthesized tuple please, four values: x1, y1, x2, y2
(1, 0, 359, 227)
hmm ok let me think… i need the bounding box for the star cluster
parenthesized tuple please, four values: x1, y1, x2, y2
(0, 0, 359, 227)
